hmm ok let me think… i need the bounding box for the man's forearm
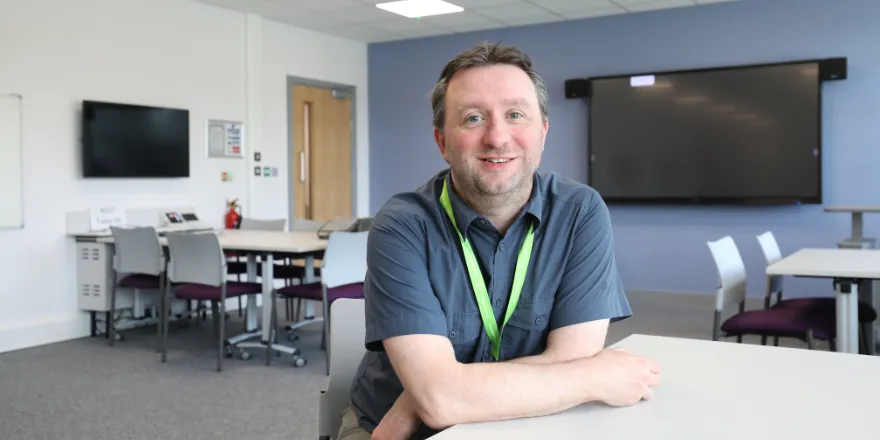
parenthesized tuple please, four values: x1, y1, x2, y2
(416, 356, 602, 429)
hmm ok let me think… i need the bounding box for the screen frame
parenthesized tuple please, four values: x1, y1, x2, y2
(81, 100, 191, 179)
(585, 58, 833, 206)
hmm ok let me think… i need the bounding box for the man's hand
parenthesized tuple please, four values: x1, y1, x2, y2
(584, 347, 661, 407)
(372, 391, 421, 440)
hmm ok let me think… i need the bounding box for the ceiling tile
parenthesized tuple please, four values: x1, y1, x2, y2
(445, 0, 524, 7)
(418, 11, 498, 26)
(473, 2, 560, 20)
(497, 13, 563, 27)
(559, 4, 626, 19)
(319, 23, 391, 38)
(447, 21, 507, 32)
(614, 0, 697, 12)
(320, 5, 402, 23)
(528, 0, 617, 14)
(369, 16, 453, 33)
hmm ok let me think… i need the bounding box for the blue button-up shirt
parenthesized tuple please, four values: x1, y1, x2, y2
(348, 169, 632, 439)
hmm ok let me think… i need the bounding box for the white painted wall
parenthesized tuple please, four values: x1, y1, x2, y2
(0, 0, 368, 353)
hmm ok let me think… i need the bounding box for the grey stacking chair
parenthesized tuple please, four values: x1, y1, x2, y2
(318, 298, 366, 440)
(228, 217, 287, 315)
(108, 226, 166, 347)
(239, 217, 287, 230)
(164, 231, 263, 372)
(269, 231, 368, 374)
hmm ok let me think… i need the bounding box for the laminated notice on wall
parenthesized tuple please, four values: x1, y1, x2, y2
(207, 119, 244, 158)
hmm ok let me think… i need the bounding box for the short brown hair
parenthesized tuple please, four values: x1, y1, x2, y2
(430, 41, 549, 131)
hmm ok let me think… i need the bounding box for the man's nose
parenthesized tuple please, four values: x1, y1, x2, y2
(482, 117, 511, 149)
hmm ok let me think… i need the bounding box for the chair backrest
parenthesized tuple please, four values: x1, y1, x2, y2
(352, 217, 373, 232)
(322, 231, 369, 288)
(756, 231, 784, 293)
(319, 298, 366, 440)
(110, 226, 164, 275)
(706, 236, 748, 312)
(239, 217, 286, 231)
(165, 231, 225, 286)
(290, 218, 325, 232)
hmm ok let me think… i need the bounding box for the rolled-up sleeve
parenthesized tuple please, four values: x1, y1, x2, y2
(550, 191, 632, 330)
(364, 209, 448, 352)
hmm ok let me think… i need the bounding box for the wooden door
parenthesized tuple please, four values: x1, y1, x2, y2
(291, 85, 353, 222)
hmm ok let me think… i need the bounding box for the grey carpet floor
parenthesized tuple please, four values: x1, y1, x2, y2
(0, 292, 839, 440)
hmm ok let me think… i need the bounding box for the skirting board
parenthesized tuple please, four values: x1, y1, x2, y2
(0, 297, 253, 355)
(0, 314, 91, 354)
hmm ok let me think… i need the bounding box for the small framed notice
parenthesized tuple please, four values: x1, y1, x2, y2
(207, 119, 244, 158)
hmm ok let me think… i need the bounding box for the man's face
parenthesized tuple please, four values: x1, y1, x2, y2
(434, 64, 548, 200)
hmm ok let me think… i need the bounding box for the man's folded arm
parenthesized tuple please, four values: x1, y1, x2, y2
(366, 210, 603, 430)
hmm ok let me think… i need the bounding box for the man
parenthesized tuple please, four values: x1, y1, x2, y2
(337, 42, 661, 440)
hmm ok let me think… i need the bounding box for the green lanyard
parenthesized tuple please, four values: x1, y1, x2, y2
(440, 179, 535, 361)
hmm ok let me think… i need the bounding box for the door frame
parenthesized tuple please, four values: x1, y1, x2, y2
(286, 76, 359, 225)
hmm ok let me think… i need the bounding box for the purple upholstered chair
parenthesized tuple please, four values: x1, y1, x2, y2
(108, 226, 167, 347)
(268, 231, 368, 374)
(708, 236, 836, 349)
(163, 231, 263, 372)
(757, 231, 878, 352)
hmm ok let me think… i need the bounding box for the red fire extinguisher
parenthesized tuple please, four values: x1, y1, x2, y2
(225, 198, 242, 229)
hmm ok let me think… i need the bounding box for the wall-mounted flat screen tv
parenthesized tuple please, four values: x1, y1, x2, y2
(587, 60, 826, 205)
(82, 100, 190, 178)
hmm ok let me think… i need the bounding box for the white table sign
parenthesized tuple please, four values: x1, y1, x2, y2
(89, 205, 126, 232)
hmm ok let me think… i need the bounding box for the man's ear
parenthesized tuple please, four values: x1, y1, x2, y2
(434, 127, 449, 162)
(541, 118, 549, 151)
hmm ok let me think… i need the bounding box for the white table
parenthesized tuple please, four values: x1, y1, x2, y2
(431, 334, 880, 440)
(766, 248, 880, 354)
(89, 229, 327, 350)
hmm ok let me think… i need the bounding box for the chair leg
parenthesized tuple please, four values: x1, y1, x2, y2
(161, 278, 171, 363)
(237, 272, 242, 317)
(805, 329, 815, 350)
(217, 299, 226, 373)
(108, 283, 118, 346)
(266, 290, 277, 366)
(156, 272, 166, 353)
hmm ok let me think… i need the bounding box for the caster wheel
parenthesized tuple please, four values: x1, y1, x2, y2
(293, 357, 307, 368)
(113, 333, 123, 341)
(225, 346, 234, 358)
(240, 351, 252, 361)
(287, 334, 300, 342)
(275, 351, 282, 357)
(293, 348, 301, 356)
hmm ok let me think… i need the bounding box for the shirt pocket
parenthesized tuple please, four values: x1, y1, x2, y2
(500, 295, 554, 359)
(445, 311, 482, 362)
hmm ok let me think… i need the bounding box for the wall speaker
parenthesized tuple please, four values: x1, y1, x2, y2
(565, 78, 590, 99)
(819, 57, 847, 81)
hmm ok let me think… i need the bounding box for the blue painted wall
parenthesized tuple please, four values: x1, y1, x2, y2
(367, 0, 880, 297)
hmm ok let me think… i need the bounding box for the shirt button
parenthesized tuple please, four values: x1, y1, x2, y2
(535, 317, 543, 325)
(449, 331, 456, 338)
(495, 299, 502, 307)
(499, 243, 506, 251)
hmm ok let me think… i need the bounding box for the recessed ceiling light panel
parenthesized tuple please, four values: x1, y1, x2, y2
(375, 0, 464, 18)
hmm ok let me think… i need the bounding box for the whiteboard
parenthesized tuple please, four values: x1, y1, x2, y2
(0, 94, 23, 229)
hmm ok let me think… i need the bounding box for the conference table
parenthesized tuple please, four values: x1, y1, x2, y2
(766, 248, 880, 354)
(93, 228, 327, 349)
(430, 334, 880, 440)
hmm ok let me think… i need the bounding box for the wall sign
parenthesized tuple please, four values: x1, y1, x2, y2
(207, 119, 244, 158)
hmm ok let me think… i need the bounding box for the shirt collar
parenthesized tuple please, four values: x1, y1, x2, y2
(442, 170, 544, 236)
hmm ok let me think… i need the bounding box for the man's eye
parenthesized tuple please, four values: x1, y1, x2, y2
(509, 112, 523, 119)
(466, 115, 483, 123)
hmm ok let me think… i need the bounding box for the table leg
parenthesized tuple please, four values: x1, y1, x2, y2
(835, 279, 860, 354)
(851, 212, 864, 241)
(261, 254, 274, 343)
(304, 255, 316, 318)
(245, 254, 258, 332)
